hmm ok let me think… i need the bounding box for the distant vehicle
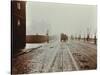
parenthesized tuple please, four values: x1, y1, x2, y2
(60, 33, 68, 42)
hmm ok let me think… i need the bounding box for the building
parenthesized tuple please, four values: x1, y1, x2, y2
(11, 1, 26, 55)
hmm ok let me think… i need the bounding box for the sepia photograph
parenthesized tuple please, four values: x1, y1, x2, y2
(11, 1, 97, 74)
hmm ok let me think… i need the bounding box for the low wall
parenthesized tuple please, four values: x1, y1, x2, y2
(26, 35, 48, 43)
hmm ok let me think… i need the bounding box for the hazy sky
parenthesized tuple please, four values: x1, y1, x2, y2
(26, 2, 97, 37)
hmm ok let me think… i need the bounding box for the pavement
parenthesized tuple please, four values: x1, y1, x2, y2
(13, 43, 45, 58)
(12, 40, 97, 74)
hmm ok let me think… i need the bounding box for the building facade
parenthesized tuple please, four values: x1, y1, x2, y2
(11, 1, 26, 55)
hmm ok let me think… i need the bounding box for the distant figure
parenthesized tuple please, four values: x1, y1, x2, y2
(71, 35, 74, 40)
(84, 37, 86, 42)
(78, 35, 81, 41)
(86, 34, 90, 41)
(60, 33, 68, 42)
(94, 35, 97, 44)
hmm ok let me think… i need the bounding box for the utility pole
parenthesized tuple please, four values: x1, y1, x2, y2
(46, 30, 49, 43)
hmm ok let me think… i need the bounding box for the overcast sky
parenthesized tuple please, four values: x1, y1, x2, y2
(26, 2, 97, 37)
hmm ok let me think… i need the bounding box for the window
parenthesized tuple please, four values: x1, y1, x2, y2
(17, 19, 20, 26)
(17, 2, 21, 10)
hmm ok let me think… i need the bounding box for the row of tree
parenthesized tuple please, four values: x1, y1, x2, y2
(70, 33, 97, 44)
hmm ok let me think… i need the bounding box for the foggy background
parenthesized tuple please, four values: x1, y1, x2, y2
(26, 2, 97, 38)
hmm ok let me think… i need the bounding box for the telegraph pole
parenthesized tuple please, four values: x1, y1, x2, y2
(46, 29, 49, 43)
